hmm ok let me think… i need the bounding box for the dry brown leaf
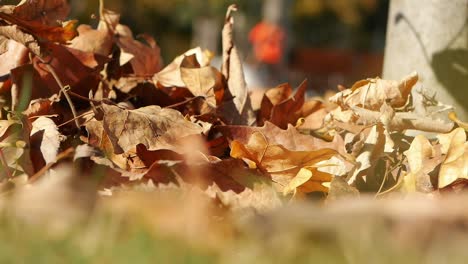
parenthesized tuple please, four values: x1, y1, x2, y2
(401, 135, 439, 192)
(258, 80, 308, 128)
(69, 9, 119, 56)
(326, 176, 359, 202)
(230, 131, 337, 194)
(30, 116, 61, 165)
(438, 128, 468, 188)
(180, 60, 223, 107)
(0, 24, 41, 55)
(329, 72, 418, 110)
(153, 47, 205, 88)
(220, 4, 255, 125)
(115, 25, 162, 76)
(0, 39, 29, 78)
(218, 121, 346, 155)
(13, 0, 70, 26)
(348, 124, 386, 185)
(206, 181, 282, 212)
(0, 119, 33, 177)
(100, 103, 204, 154)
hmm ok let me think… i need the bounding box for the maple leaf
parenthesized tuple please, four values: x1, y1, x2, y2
(230, 131, 337, 194)
(100, 103, 204, 154)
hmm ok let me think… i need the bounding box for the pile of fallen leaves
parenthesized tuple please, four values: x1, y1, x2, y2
(0, 0, 467, 227)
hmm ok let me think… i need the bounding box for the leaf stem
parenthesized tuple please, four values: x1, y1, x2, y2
(36, 57, 81, 130)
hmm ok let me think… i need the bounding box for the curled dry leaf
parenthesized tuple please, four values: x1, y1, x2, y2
(401, 135, 439, 193)
(180, 56, 224, 107)
(100, 103, 204, 154)
(437, 128, 468, 188)
(206, 180, 282, 212)
(220, 4, 255, 125)
(0, 24, 41, 55)
(351, 106, 454, 133)
(230, 131, 337, 194)
(0, 119, 33, 177)
(0, 39, 29, 78)
(13, 0, 70, 26)
(258, 80, 308, 128)
(329, 72, 418, 110)
(218, 121, 345, 154)
(154, 47, 211, 87)
(115, 25, 162, 76)
(0, 12, 77, 45)
(348, 124, 387, 186)
(30, 116, 61, 165)
(69, 8, 119, 56)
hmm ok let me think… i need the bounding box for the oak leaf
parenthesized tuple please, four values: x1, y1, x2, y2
(218, 121, 345, 154)
(230, 131, 337, 194)
(100, 103, 204, 154)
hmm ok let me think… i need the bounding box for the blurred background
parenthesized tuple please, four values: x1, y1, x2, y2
(69, 0, 389, 92)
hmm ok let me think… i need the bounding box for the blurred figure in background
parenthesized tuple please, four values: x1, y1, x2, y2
(249, 0, 288, 87)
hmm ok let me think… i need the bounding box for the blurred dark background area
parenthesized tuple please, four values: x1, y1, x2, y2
(35, 0, 391, 91)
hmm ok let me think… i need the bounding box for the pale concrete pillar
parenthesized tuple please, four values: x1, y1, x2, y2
(383, 0, 468, 120)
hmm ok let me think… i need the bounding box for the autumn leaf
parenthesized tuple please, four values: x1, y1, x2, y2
(114, 25, 162, 76)
(218, 121, 345, 154)
(258, 80, 308, 128)
(180, 55, 224, 107)
(100, 103, 204, 154)
(0, 118, 33, 178)
(70, 8, 119, 56)
(230, 131, 337, 194)
(329, 72, 418, 110)
(401, 135, 439, 192)
(437, 128, 468, 188)
(220, 4, 255, 125)
(30, 116, 61, 165)
(13, 0, 71, 27)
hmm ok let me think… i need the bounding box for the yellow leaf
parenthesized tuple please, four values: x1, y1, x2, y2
(230, 132, 337, 194)
(438, 128, 468, 188)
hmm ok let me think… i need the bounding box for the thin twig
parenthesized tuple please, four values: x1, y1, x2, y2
(36, 57, 80, 129)
(164, 96, 204, 109)
(68, 91, 101, 103)
(57, 111, 95, 128)
(28, 147, 74, 183)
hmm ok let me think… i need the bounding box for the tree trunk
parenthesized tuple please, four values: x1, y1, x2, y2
(383, 0, 468, 120)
